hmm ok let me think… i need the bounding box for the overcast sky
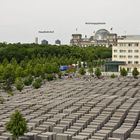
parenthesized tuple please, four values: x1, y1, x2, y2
(0, 0, 140, 44)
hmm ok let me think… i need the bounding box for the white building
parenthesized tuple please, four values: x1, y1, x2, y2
(112, 35, 140, 72)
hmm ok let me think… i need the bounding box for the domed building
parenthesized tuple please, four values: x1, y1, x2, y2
(94, 29, 110, 41)
(41, 40, 48, 45)
(70, 29, 117, 47)
(55, 39, 61, 45)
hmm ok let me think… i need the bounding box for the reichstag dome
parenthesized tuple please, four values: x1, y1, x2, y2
(94, 29, 110, 40)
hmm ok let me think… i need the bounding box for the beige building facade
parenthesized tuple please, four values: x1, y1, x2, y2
(112, 37, 140, 72)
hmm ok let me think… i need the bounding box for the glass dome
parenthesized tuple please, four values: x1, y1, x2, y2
(95, 29, 110, 40)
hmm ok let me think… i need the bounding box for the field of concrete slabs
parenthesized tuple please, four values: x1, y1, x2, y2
(0, 78, 140, 140)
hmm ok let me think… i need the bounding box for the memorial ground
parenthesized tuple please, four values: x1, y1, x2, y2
(0, 77, 140, 140)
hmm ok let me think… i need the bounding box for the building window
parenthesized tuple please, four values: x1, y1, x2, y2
(135, 43, 139, 46)
(128, 43, 132, 46)
(114, 50, 117, 53)
(134, 61, 139, 64)
(128, 50, 133, 53)
(134, 55, 139, 58)
(128, 61, 132, 64)
(134, 50, 139, 53)
(128, 55, 132, 58)
(120, 50, 126, 53)
(113, 55, 117, 58)
(119, 55, 126, 58)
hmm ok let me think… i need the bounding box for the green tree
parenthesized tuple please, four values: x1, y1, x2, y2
(111, 73, 116, 78)
(120, 68, 127, 77)
(78, 61, 81, 68)
(32, 78, 42, 89)
(2, 64, 15, 91)
(15, 66, 24, 78)
(132, 68, 139, 78)
(15, 78, 24, 92)
(23, 75, 33, 86)
(2, 58, 9, 66)
(46, 74, 54, 81)
(3, 64, 15, 83)
(79, 67, 86, 75)
(0, 65, 4, 81)
(10, 58, 17, 67)
(88, 67, 93, 75)
(33, 64, 42, 77)
(6, 110, 28, 140)
(95, 68, 102, 78)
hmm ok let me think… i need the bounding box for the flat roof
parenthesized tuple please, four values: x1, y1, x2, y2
(118, 35, 140, 42)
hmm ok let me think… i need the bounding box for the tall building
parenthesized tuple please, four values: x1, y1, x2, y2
(112, 35, 140, 72)
(70, 29, 117, 47)
(35, 37, 38, 44)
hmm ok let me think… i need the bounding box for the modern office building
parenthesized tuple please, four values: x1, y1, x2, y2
(70, 29, 117, 47)
(112, 35, 140, 72)
(41, 40, 48, 45)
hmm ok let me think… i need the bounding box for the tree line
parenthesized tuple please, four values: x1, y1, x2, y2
(0, 43, 112, 93)
(0, 43, 112, 62)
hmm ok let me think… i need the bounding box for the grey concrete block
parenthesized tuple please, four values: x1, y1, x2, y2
(42, 132, 56, 140)
(53, 127, 65, 133)
(131, 130, 140, 139)
(37, 135, 49, 140)
(72, 135, 88, 140)
(56, 133, 71, 140)
(0, 136, 10, 140)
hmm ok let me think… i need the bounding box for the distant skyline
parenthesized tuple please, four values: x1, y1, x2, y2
(0, 0, 140, 44)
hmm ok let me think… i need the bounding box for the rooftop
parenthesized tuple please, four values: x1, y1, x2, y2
(120, 35, 140, 40)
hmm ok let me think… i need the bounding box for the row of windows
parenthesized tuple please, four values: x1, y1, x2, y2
(113, 55, 139, 58)
(114, 50, 139, 53)
(128, 55, 139, 58)
(128, 61, 139, 64)
(118, 43, 139, 47)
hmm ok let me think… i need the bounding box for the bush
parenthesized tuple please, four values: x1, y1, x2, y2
(46, 74, 54, 81)
(79, 67, 86, 75)
(58, 72, 62, 79)
(32, 78, 42, 89)
(120, 68, 127, 77)
(132, 68, 139, 78)
(15, 78, 24, 92)
(111, 73, 116, 78)
(6, 110, 27, 139)
(23, 75, 33, 86)
(95, 68, 101, 78)
(2, 80, 13, 92)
